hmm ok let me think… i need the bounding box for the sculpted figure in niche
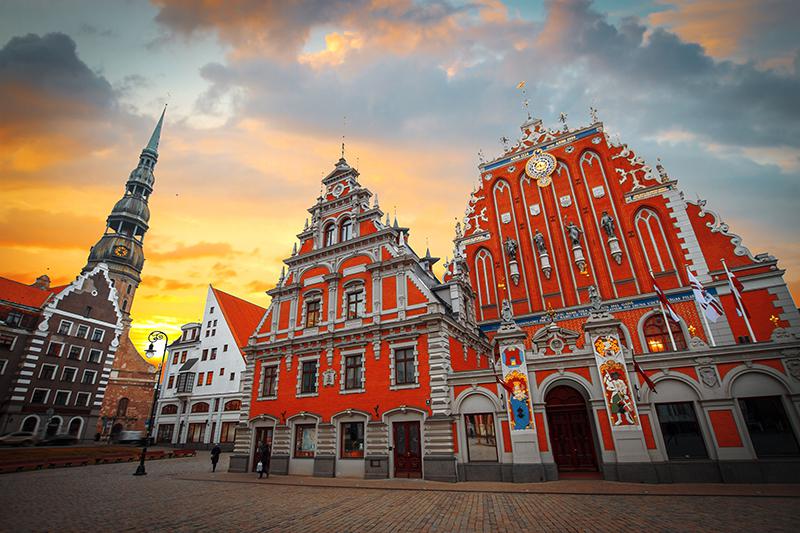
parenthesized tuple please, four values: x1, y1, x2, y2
(533, 230, 547, 254)
(600, 211, 616, 239)
(501, 299, 514, 324)
(504, 237, 518, 259)
(565, 221, 583, 247)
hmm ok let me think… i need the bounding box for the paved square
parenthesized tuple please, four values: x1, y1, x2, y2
(0, 454, 798, 532)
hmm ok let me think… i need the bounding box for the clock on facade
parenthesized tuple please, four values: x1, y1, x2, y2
(113, 245, 129, 258)
(525, 149, 557, 187)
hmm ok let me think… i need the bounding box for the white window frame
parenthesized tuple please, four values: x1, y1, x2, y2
(53, 389, 71, 406)
(66, 345, 84, 361)
(75, 392, 92, 407)
(302, 292, 323, 329)
(39, 363, 58, 380)
(296, 356, 320, 398)
(389, 340, 420, 390)
(339, 349, 366, 394)
(75, 324, 90, 339)
(61, 366, 79, 383)
(31, 388, 50, 404)
(91, 328, 105, 343)
(82, 369, 97, 385)
(342, 281, 366, 323)
(57, 320, 73, 336)
(87, 348, 103, 364)
(0, 359, 7, 375)
(46, 341, 64, 357)
(259, 362, 279, 400)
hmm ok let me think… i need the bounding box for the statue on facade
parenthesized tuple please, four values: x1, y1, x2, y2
(504, 237, 518, 259)
(600, 211, 616, 239)
(533, 230, 547, 254)
(565, 221, 583, 247)
(588, 284, 602, 310)
(455, 220, 463, 239)
(500, 299, 514, 324)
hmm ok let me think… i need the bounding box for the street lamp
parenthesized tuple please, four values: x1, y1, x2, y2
(134, 330, 169, 476)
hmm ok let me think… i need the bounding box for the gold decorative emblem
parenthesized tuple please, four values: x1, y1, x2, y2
(525, 149, 556, 187)
(113, 245, 129, 258)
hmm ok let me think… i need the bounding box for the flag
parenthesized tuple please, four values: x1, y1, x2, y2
(516, 80, 526, 89)
(687, 267, 724, 322)
(632, 355, 656, 393)
(651, 274, 681, 323)
(723, 262, 751, 318)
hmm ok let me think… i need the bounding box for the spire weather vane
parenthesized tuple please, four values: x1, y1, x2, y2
(516, 81, 531, 120)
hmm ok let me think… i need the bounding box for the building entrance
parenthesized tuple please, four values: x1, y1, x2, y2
(252, 427, 273, 472)
(392, 421, 422, 478)
(545, 386, 598, 472)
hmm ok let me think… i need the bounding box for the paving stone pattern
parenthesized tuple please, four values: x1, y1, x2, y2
(0, 454, 798, 532)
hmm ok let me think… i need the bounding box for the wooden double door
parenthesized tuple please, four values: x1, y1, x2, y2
(393, 421, 422, 478)
(545, 386, 598, 472)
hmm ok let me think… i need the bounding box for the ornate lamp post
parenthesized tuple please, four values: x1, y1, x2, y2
(134, 330, 169, 476)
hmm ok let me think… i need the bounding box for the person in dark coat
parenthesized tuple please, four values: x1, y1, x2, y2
(210, 444, 221, 472)
(257, 442, 270, 478)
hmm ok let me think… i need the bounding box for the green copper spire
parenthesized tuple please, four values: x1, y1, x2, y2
(144, 106, 166, 154)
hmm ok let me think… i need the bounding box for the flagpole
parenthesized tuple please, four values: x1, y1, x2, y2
(652, 270, 677, 351)
(687, 266, 717, 347)
(722, 259, 757, 342)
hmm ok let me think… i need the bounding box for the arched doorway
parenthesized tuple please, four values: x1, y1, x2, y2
(68, 418, 83, 438)
(110, 423, 123, 440)
(46, 416, 62, 438)
(21, 416, 38, 433)
(545, 385, 598, 472)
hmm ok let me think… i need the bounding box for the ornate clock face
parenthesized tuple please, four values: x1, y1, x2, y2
(525, 150, 557, 187)
(113, 245, 129, 258)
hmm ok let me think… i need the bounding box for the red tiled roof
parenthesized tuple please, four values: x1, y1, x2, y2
(211, 287, 266, 358)
(0, 276, 55, 309)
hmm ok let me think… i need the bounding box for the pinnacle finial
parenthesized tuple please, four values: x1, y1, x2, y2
(145, 105, 166, 154)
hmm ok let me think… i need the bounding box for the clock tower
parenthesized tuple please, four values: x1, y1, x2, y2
(84, 108, 165, 317)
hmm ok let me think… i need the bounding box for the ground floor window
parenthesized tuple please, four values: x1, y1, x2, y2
(294, 424, 316, 458)
(464, 413, 498, 462)
(220, 421, 237, 443)
(157, 424, 174, 443)
(21, 416, 38, 432)
(739, 396, 800, 457)
(187, 422, 205, 443)
(67, 418, 82, 437)
(655, 402, 708, 459)
(341, 422, 364, 458)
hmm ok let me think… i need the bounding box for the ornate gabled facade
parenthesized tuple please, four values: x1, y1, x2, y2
(230, 157, 489, 481)
(440, 111, 800, 483)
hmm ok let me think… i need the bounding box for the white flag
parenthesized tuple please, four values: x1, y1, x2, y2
(686, 267, 723, 323)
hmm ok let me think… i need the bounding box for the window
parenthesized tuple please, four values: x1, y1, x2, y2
(167, 375, 174, 388)
(655, 402, 708, 459)
(157, 424, 174, 443)
(211, 347, 217, 360)
(224, 400, 241, 411)
(58, 320, 73, 335)
(0, 359, 7, 375)
(76, 325, 89, 339)
(220, 421, 237, 443)
(464, 413, 498, 462)
(213, 320, 217, 327)
(87, 349, 103, 363)
(161, 404, 178, 415)
(220, 367, 225, 376)
(643, 314, 687, 352)
(47, 342, 64, 357)
(300, 360, 318, 394)
(294, 424, 316, 457)
(176, 372, 194, 393)
(67, 345, 83, 360)
(339, 219, 353, 242)
(75, 392, 91, 407)
(180, 352, 187, 364)
(229, 372, 235, 381)
(191, 402, 210, 413)
(305, 300, 321, 328)
(223, 344, 228, 352)
(394, 348, 416, 385)
(7, 311, 23, 327)
(187, 422, 205, 443)
(739, 396, 800, 457)
(346, 291, 364, 320)
(116, 398, 129, 417)
(61, 367, 77, 382)
(91, 329, 104, 342)
(262, 365, 278, 397)
(31, 389, 49, 404)
(202, 349, 208, 361)
(341, 422, 364, 458)
(1, 334, 17, 350)
(324, 223, 336, 246)
(344, 354, 363, 390)
(172, 352, 179, 364)
(82, 370, 97, 384)
(40, 364, 57, 380)
(206, 373, 213, 386)
(210, 306, 215, 314)
(197, 372, 204, 386)
(54, 390, 70, 406)
(207, 321, 212, 328)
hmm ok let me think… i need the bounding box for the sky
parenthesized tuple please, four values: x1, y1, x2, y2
(1, 0, 798, 364)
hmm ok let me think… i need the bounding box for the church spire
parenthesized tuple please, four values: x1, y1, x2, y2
(144, 106, 166, 155)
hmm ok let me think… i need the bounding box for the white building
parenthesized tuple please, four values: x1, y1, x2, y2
(154, 286, 265, 449)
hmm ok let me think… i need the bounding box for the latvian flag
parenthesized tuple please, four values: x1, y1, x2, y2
(686, 267, 724, 322)
(723, 262, 751, 318)
(651, 273, 681, 323)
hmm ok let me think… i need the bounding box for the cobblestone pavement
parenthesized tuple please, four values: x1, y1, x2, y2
(1, 454, 798, 533)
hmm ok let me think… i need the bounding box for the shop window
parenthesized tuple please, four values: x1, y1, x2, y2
(187, 422, 205, 443)
(739, 396, 800, 457)
(655, 402, 708, 459)
(294, 424, 316, 458)
(220, 421, 237, 443)
(464, 413, 498, 462)
(157, 424, 174, 443)
(643, 314, 686, 352)
(341, 422, 364, 458)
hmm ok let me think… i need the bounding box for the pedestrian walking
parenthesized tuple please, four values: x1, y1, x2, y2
(210, 443, 221, 472)
(256, 442, 270, 479)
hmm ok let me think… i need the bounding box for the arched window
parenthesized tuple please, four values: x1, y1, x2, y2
(339, 219, 353, 242)
(161, 404, 178, 415)
(643, 314, 686, 352)
(635, 208, 676, 275)
(224, 400, 241, 411)
(191, 401, 210, 413)
(21, 416, 38, 433)
(68, 418, 83, 437)
(324, 223, 336, 246)
(474, 248, 497, 310)
(116, 397, 129, 417)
